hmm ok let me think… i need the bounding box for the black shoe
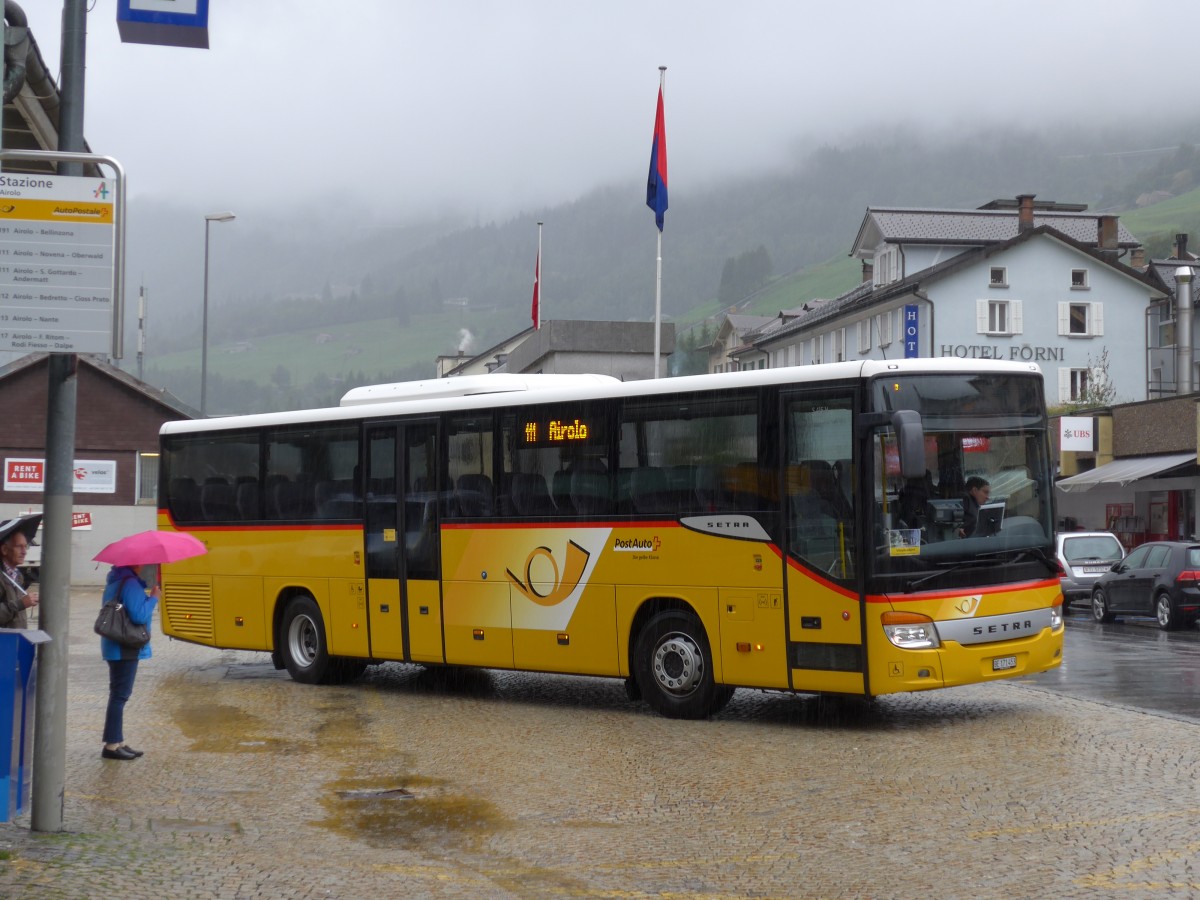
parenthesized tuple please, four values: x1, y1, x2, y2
(121, 745, 144, 758)
(101, 746, 138, 761)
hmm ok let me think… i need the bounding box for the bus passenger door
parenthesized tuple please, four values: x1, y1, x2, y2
(782, 390, 865, 695)
(364, 421, 445, 664)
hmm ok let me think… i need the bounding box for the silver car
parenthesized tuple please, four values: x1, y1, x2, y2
(1056, 531, 1125, 611)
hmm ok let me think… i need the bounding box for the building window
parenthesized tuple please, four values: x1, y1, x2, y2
(809, 336, 821, 364)
(874, 246, 901, 286)
(136, 452, 159, 505)
(1058, 301, 1103, 337)
(976, 299, 1023, 335)
(1059, 367, 1095, 403)
(989, 267, 1008, 287)
(857, 320, 871, 354)
(1071, 268, 1089, 289)
(874, 310, 895, 348)
(834, 328, 847, 362)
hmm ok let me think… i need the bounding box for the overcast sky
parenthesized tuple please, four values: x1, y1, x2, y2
(17, 0, 1193, 221)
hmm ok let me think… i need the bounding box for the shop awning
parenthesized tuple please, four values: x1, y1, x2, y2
(1056, 451, 1196, 493)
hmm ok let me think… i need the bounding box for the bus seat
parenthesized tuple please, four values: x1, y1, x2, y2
(552, 470, 572, 510)
(570, 471, 612, 515)
(168, 477, 200, 522)
(456, 473, 494, 517)
(510, 473, 555, 517)
(236, 479, 261, 519)
(630, 467, 668, 514)
(200, 478, 237, 521)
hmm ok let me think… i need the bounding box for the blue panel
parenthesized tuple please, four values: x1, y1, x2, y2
(117, 0, 210, 49)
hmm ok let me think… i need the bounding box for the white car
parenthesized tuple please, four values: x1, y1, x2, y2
(1056, 531, 1125, 612)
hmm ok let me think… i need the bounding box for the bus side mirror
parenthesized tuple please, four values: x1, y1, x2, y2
(892, 410, 925, 480)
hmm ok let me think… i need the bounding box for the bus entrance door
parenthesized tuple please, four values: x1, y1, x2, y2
(782, 391, 865, 695)
(365, 421, 445, 664)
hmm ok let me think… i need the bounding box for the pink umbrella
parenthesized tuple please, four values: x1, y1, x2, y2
(93, 530, 207, 566)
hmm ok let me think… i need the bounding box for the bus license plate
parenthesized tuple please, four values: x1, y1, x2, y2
(992, 655, 1017, 671)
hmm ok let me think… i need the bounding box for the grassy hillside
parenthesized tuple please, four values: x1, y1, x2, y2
(1117, 187, 1200, 255)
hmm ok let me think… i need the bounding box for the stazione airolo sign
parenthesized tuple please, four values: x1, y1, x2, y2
(0, 172, 118, 354)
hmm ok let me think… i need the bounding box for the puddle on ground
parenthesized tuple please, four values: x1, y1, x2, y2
(317, 773, 507, 850)
(170, 697, 302, 754)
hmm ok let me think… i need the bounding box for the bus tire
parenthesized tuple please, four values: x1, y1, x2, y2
(634, 609, 724, 720)
(279, 594, 335, 685)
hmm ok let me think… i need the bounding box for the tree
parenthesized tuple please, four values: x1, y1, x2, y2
(1054, 346, 1119, 414)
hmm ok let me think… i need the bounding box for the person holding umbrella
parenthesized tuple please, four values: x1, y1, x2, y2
(93, 529, 205, 762)
(0, 514, 41, 630)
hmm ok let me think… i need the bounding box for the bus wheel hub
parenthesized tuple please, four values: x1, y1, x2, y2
(652, 634, 702, 693)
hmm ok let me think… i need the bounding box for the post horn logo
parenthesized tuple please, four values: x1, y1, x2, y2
(506, 539, 591, 607)
(955, 595, 982, 615)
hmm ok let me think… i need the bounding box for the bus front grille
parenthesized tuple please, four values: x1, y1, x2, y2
(163, 581, 215, 641)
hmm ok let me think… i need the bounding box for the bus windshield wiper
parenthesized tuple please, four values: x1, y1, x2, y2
(973, 545, 1059, 576)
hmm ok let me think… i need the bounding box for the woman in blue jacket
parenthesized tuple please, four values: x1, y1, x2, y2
(100, 564, 159, 761)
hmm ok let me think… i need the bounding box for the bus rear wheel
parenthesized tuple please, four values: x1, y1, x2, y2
(280, 594, 337, 685)
(634, 610, 728, 719)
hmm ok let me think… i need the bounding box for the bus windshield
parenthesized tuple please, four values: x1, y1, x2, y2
(868, 372, 1054, 589)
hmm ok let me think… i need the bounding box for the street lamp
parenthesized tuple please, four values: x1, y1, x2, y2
(201, 212, 236, 416)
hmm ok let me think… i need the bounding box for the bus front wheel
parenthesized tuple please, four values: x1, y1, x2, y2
(634, 610, 729, 719)
(280, 594, 336, 685)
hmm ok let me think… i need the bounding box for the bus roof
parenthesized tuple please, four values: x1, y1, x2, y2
(161, 358, 1043, 436)
(339, 373, 620, 406)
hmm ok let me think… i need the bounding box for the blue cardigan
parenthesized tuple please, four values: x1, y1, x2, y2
(99, 566, 157, 661)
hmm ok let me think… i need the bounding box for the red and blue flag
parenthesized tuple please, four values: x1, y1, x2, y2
(646, 86, 668, 231)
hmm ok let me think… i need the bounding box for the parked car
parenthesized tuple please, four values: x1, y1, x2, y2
(1090, 541, 1200, 630)
(1055, 531, 1125, 612)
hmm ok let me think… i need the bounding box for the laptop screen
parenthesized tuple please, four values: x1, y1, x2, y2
(977, 501, 1005, 536)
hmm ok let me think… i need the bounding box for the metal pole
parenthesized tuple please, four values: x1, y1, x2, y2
(200, 213, 234, 417)
(652, 66, 665, 380)
(201, 219, 211, 415)
(31, 0, 86, 834)
(136, 284, 145, 381)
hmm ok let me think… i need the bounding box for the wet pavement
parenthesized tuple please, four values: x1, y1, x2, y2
(1034, 608, 1200, 721)
(2, 591, 1200, 897)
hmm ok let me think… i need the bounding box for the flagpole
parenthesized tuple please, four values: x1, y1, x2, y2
(537, 221, 543, 330)
(653, 66, 666, 378)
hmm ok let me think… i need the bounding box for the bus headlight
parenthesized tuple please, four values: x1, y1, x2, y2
(1049, 604, 1063, 630)
(881, 611, 940, 649)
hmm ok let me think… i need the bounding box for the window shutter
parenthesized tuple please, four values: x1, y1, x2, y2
(1058, 368, 1071, 404)
(1091, 303, 1103, 336)
(977, 299, 988, 333)
(1057, 302, 1070, 336)
(1010, 300, 1023, 335)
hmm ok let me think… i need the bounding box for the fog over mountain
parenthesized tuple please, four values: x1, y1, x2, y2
(16, 0, 1200, 392)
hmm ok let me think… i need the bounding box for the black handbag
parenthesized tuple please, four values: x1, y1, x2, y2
(94, 599, 150, 650)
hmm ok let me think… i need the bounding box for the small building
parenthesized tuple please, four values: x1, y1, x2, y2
(438, 320, 674, 381)
(1055, 396, 1200, 546)
(0, 354, 195, 584)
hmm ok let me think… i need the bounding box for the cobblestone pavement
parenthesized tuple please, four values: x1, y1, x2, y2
(1, 589, 1199, 898)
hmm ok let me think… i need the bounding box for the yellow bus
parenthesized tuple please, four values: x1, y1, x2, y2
(157, 359, 1063, 718)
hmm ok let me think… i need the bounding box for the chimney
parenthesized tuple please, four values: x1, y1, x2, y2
(862, 260, 874, 283)
(1097, 215, 1118, 260)
(1130, 247, 1146, 268)
(1017, 193, 1035, 232)
(1175, 233, 1190, 260)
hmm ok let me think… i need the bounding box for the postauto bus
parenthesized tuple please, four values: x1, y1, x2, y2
(157, 359, 1063, 719)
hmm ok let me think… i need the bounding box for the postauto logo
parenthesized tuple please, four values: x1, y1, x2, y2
(612, 535, 661, 552)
